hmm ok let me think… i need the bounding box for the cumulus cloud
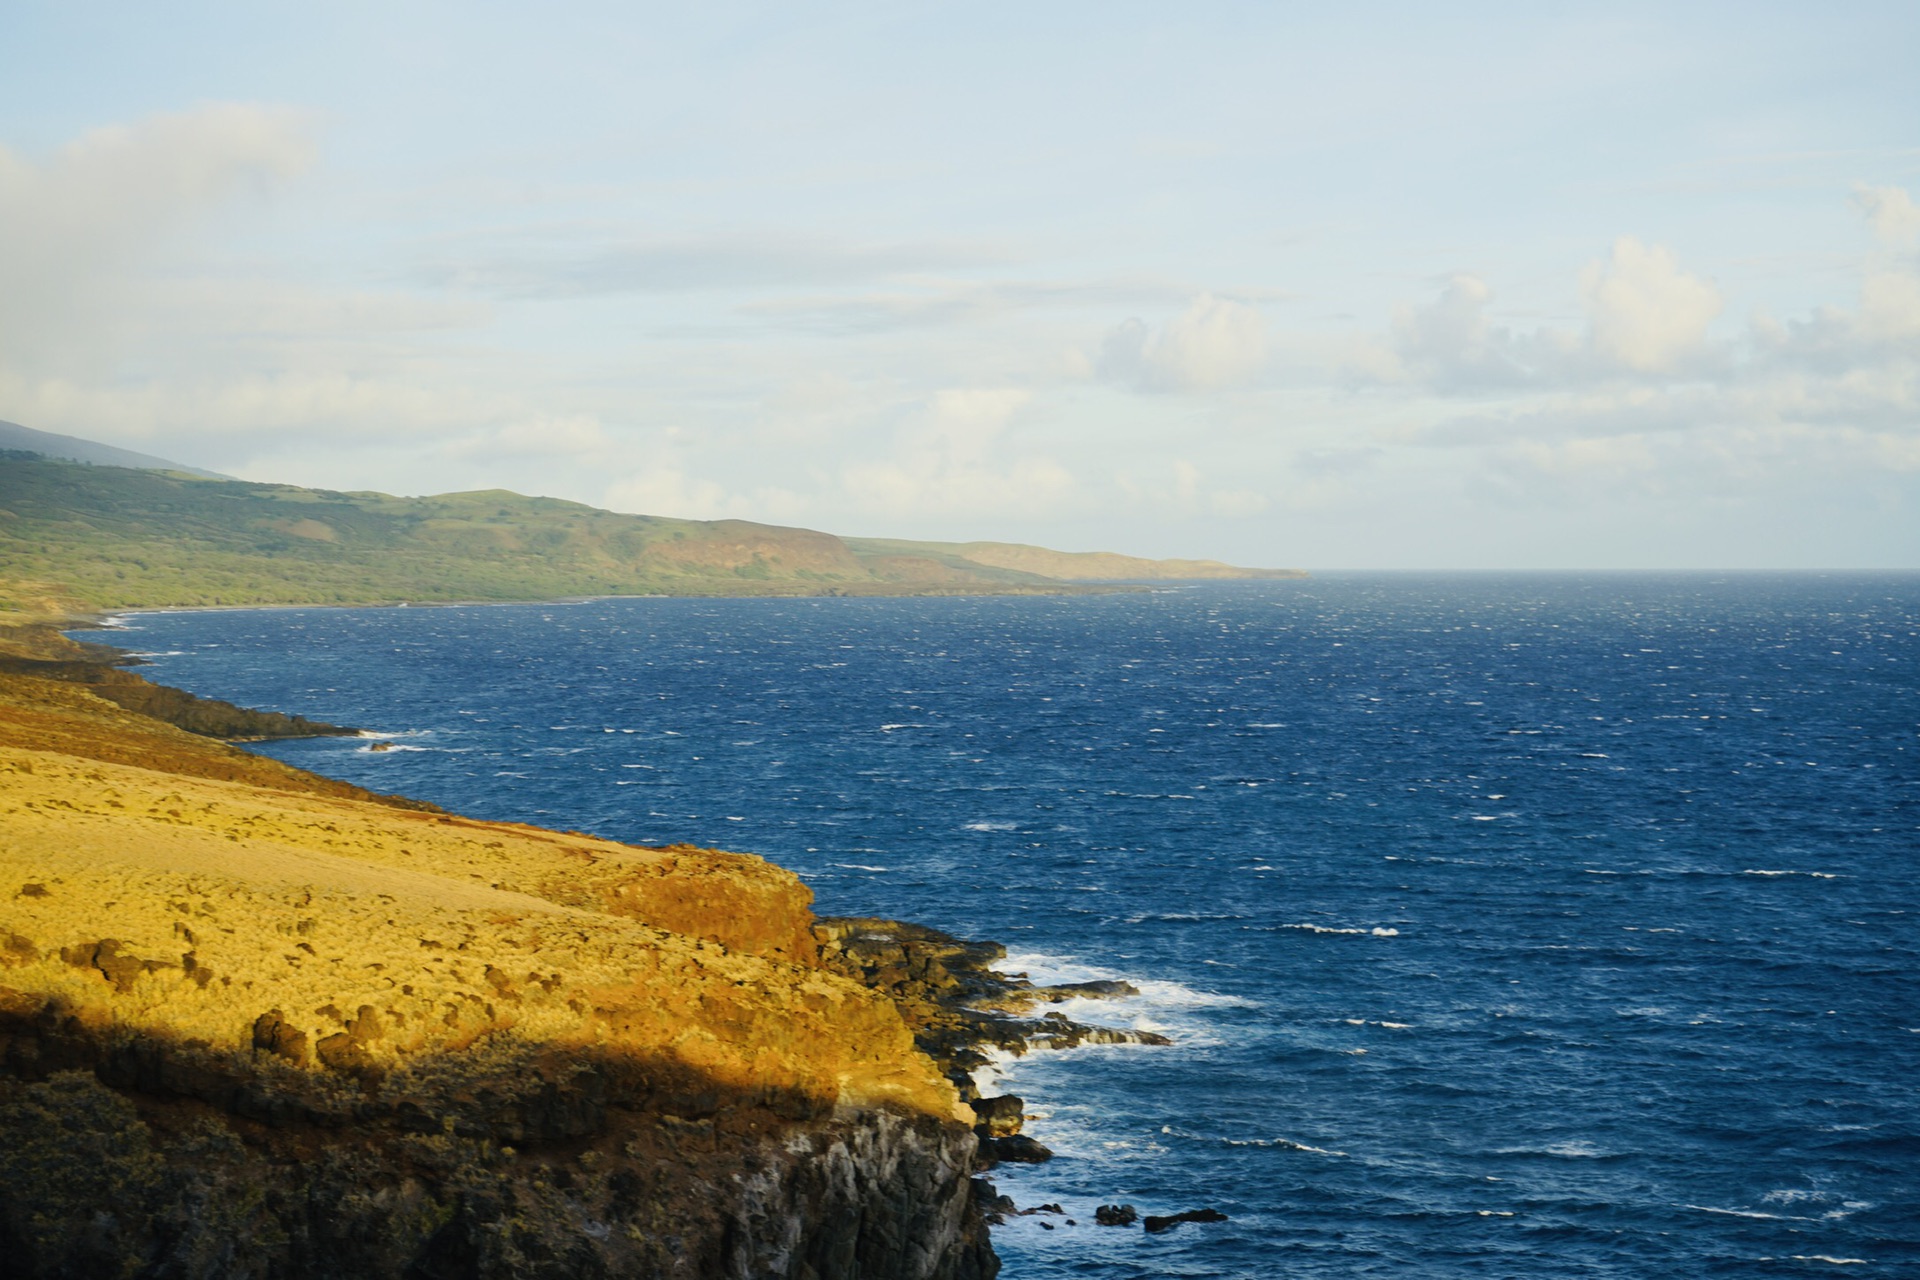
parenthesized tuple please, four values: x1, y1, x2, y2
(1381, 190, 1920, 520)
(1579, 236, 1722, 374)
(1099, 293, 1268, 392)
(1389, 275, 1533, 386)
(1362, 236, 1725, 389)
(1853, 183, 1920, 247)
(1749, 186, 1920, 358)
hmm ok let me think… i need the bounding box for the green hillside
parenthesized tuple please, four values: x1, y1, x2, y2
(0, 452, 1301, 609)
(0, 454, 1060, 607)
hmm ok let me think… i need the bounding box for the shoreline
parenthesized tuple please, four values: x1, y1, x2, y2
(2, 596, 1181, 1274)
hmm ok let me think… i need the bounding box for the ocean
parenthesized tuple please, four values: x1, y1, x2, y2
(114, 574, 1920, 1277)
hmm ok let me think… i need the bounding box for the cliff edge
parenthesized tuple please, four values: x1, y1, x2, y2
(0, 640, 997, 1278)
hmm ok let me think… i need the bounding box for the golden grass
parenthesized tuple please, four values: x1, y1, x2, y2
(0, 679, 964, 1123)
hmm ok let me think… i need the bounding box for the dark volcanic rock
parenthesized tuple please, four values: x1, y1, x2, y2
(812, 916, 1170, 1100)
(1094, 1204, 1137, 1226)
(1143, 1208, 1229, 1233)
(984, 1135, 1053, 1164)
(970, 1093, 1024, 1137)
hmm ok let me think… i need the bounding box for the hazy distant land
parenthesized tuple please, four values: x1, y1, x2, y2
(0, 446, 1301, 611)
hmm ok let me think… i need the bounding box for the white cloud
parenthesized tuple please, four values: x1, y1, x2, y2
(1360, 239, 1723, 389)
(1387, 274, 1533, 386)
(836, 386, 1077, 517)
(1099, 293, 1268, 392)
(1580, 236, 1722, 374)
(0, 104, 315, 369)
(1852, 183, 1920, 247)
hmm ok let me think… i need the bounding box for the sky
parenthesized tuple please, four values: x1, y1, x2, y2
(1, 2, 1917, 569)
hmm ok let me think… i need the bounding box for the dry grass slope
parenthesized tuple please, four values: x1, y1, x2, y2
(0, 652, 990, 1278)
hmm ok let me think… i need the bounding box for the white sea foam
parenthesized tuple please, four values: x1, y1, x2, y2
(996, 953, 1257, 1016)
(1742, 869, 1840, 878)
(1498, 1141, 1609, 1158)
(962, 821, 1017, 832)
(830, 863, 888, 872)
(1273, 922, 1399, 937)
(1788, 1259, 1870, 1267)
(1684, 1204, 1822, 1222)
(1161, 1125, 1347, 1156)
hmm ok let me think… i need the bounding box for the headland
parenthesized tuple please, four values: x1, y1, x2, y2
(0, 599, 1167, 1278)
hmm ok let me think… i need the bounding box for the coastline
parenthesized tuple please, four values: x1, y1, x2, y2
(0, 599, 1177, 1277)
(0, 608, 998, 1277)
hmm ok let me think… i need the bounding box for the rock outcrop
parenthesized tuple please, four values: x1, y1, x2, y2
(813, 917, 1170, 1096)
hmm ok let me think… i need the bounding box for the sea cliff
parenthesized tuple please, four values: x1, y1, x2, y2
(0, 618, 999, 1279)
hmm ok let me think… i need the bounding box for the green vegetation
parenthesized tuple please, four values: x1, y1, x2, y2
(0, 453, 1296, 610)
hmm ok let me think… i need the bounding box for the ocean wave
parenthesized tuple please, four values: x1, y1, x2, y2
(1682, 1204, 1833, 1223)
(962, 821, 1017, 831)
(997, 952, 1256, 1010)
(1161, 1124, 1347, 1156)
(830, 863, 888, 872)
(1742, 869, 1840, 878)
(1496, 1141, 1615, 1159)
(1786, 1257, 1871, 1266)
(1263, 922, 1401, 937)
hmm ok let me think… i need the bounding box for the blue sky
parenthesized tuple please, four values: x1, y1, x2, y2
(2, 2, 1916, 567)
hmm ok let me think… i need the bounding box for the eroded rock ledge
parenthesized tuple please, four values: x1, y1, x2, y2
(812, 917, 1171, 1170)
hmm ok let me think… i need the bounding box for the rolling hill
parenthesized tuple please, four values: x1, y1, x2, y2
(0, 448, 1301, 609)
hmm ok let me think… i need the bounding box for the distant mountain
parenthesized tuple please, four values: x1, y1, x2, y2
(0, 420, 230, 479)
(0, 439, 1302, 610)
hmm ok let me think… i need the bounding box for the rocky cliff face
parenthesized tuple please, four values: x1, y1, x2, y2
(0, 661, 997, 1279)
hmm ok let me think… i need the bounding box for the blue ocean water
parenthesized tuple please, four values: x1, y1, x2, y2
(114, 575, 1919, 1277)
